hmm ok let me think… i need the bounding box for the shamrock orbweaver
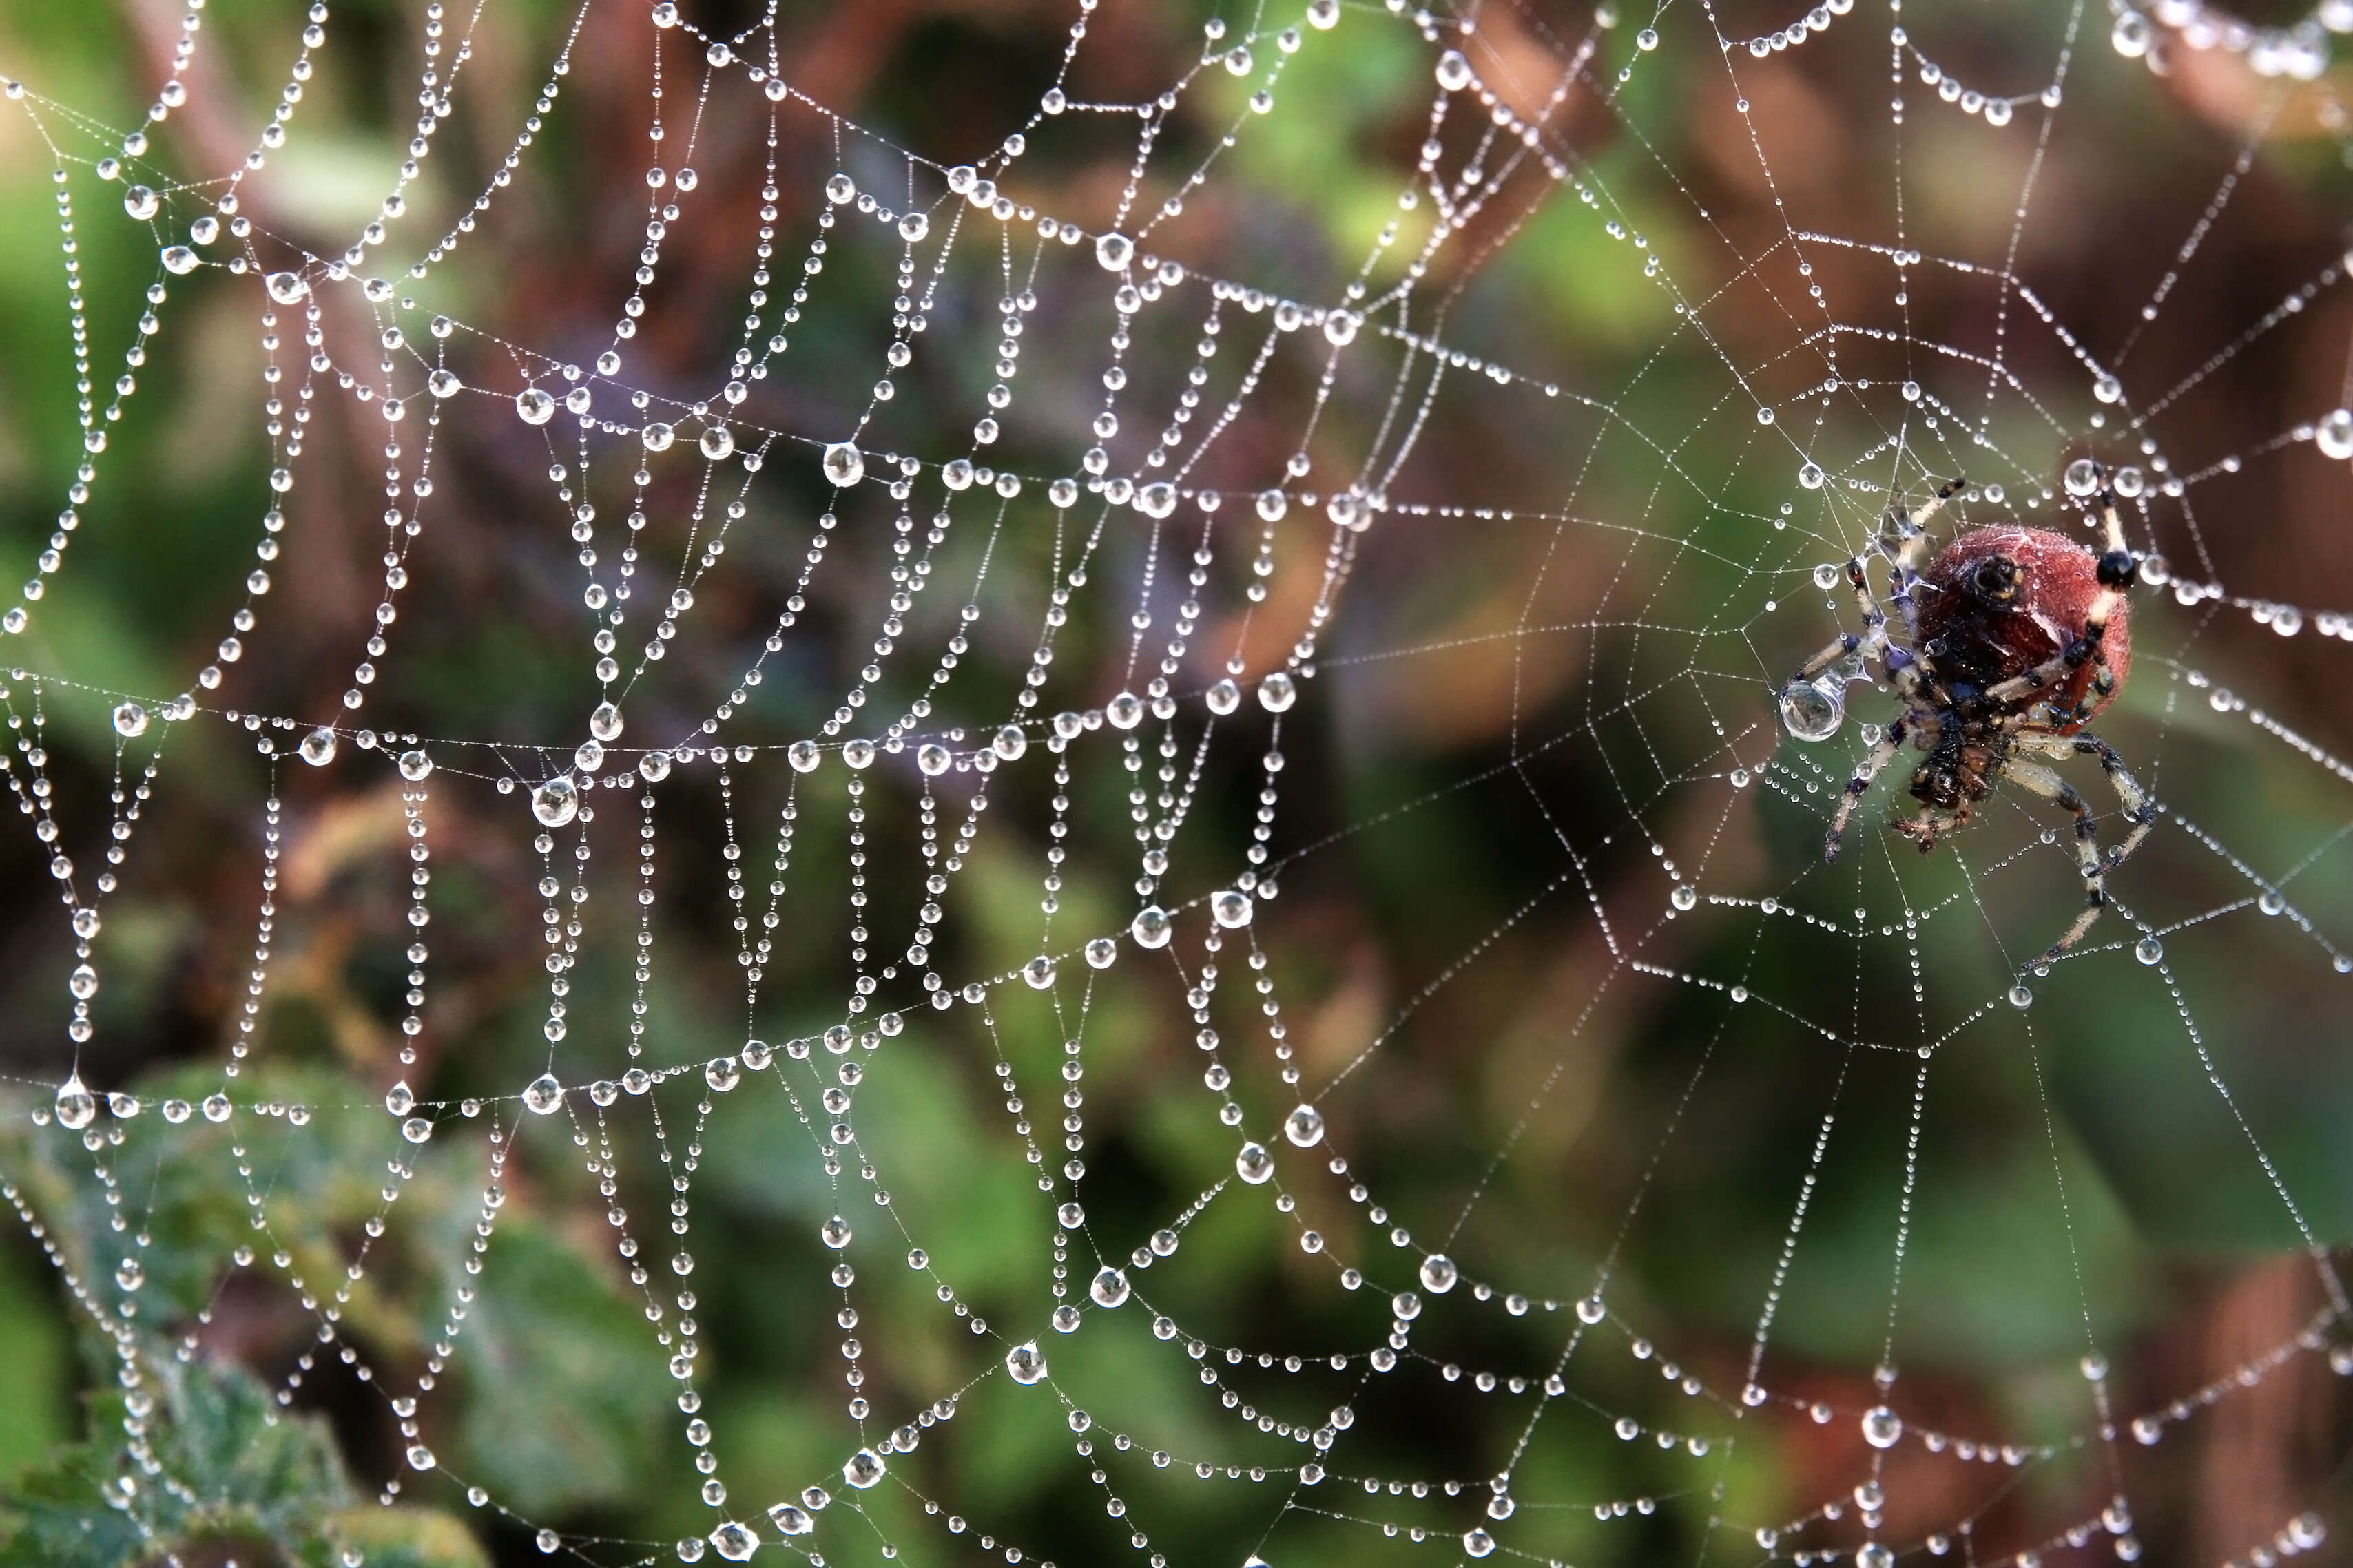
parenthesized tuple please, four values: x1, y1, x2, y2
(1779, 466, 2155, 965)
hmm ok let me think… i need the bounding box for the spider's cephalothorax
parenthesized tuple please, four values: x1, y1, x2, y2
(1779, 471, 2156, 965)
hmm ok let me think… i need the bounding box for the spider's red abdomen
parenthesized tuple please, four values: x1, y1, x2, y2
(1914, 525, 2131, 726)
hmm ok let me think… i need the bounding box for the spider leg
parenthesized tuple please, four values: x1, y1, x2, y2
(1825, 722, 1906, 861)
(2072, 732, 2157, 870)
(1981, 474, 2136, 713)
(2002, 756, 2114, 962)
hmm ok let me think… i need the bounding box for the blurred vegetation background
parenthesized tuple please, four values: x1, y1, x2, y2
(4, 0, 2353, 1564)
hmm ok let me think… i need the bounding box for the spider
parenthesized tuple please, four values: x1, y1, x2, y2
(1779, 466, 2156, 966)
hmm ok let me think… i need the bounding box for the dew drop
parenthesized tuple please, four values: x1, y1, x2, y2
(123, 185, 159, 220)
(1090, 1266, 1131, 1308)
(1235, 1141, 1274, 1183)
(822, 441, 864, 487)
(709, 1524, 757, 1563)
(54, 1074, 96, 1130)
(1284, 1103, 1325, 1147)
(698, 425, 734, 461)
(1435, 48, 1473, 90)
(1131, 906, 1173, 948)
(1778, 678, 1844, 741)
(1798, 461, 1826, 490)
(298, 727, 338, 766)
(515, 388, 557, 425)
(639, 750, 672, 782)
(532, 775, 579, 827)
(160, 245, 199, 275)
(788, 739, 821, 772)
(2008, 983, 2033, 1009)
(112, 701, 149, 738)
(1023, 955, 1056, 989)
(767, 1503, 814, 1536)
(264, 271, 309, 305)
(1206, 678, 1241, 715)
(523, 1074, 564, 1114)
(1005, 1340, 1050, 1384)
(1258, 671, 1296, 712)
(1211, 889, 1254, 928)
(2135, 937, 2164, 965)
(640, 421, 675, 452)
(2063, 457, 2102, 497)
(402, 1116, 433, 1144)
(2317, 409, 2353, 461)
(1256, 488, 1288, 522)
(1095, 231, 1133, 271)
(843, 1450, 887, 1489)
(1861, 1405, 1903, 1447)
(898, 211, 929, 243)
(1419, 1253, 1458, 1293)
(1084, 937, 1117, 970)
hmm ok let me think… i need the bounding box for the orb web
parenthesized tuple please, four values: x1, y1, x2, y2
(2, 0, 2353, 1562)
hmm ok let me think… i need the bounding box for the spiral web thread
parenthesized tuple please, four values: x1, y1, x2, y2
(6, 0, 2353, 1562)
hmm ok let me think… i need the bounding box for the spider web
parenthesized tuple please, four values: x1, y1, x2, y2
(2, 0, 2353, 1563)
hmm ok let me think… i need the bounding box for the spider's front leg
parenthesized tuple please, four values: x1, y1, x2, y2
(1825, 720, 1907, 861)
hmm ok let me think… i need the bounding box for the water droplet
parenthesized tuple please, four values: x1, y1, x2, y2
(1670, 884, 1698, 912)
(1084, 937, 1117, 970)
(1464, 1529, 1496, 1558)
(2112, 10, 2152, 56)
(532, 775, 579, 827)
(1095, 231, 1133, 271)
(515, 387, 557, 425)
(2093, 373, 2124, 404)
(820, 1215, 853, 1247)
(917, 743, 951, 776)
(54, 1075, 95, 1130)
(1106, 691, 1145, 729)
(640, 421, 674, 452)
(1203, 678, 1242, 715)
(2008, 983, 2033, 1009)
(1258, 671, 1296, 712)
(1419, 1253, 1458, 1293)
(395, 748, 433, 782)
(1861, 1405, 1903, 1447)
(842, 738, 875, 769)
(898, 211, 929, 243)
(426, 368, 462, 400)
(767, 1502, 814, 1536)
(116, 1256, 143, 1291)
(402, 1116, 433, 1144)
(1323, 309, 1360, 346)
(1858, 1543, 1894, 1568)
(1778, 678, 1844, 741)
(123, 185, 159, 220)
(1132, 906, 1173, 948)
(160, 245, 199, 275)
(1137, 481, 1177, 518)
(825, 171, 856, 205)
(2260, 888, 2287, 916)
(698, 425, 734, 461)
(1006, 1340, 1050, 1383)
(1256, 488, 1288, 522)
(264, 271, 309, 306)
(1023, 955, 1056, 989)
(843, 1450, 887, 1489)
(202, 1093, 231, 1122)
(1212, 889, 1254, 928)
(1236, 1141, 1274, 1182)
(639, 750, 672, 782)
(1090, 1267, 1131, 1307)
(788, 739, 821, 772)
(522, 1073, 564, 1114)
(406, 1443, 436, 1472)
(1435, 48, 1473, 90)
(820, 442, 863, 488)
(1284, 1104, 1325, 1147)
(705, 1056, 740, 1093)
(708, 1523, 756, 1562)
(2135, 937, 2164, 965)
(112, 702, 148, 738)
(2063, 457, 2102, 496)
(1797, 461, 1826, 490)
(1576, 1295, 1606, 1324)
